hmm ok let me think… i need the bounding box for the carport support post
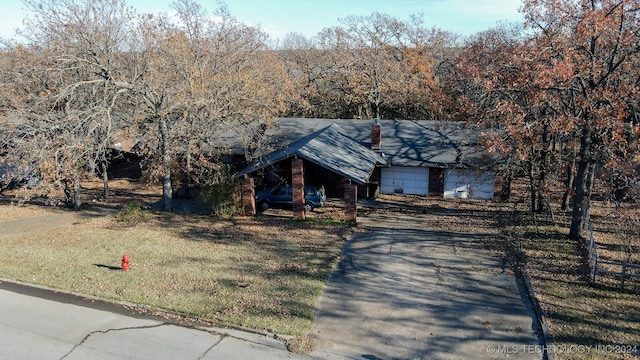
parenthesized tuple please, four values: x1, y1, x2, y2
(345, 183, 357, 223)
(241, 176, 256, 216)
(292, 158, 305, 220)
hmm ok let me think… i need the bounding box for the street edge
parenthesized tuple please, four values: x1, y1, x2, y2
(515, 267, 556, 360)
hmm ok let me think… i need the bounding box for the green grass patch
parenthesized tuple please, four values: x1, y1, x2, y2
(0, 209, 350, 336)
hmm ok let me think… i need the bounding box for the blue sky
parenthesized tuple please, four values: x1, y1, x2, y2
(0, 0, 523, 41)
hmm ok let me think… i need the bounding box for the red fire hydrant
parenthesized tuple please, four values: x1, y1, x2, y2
(121, 254, 130, 271)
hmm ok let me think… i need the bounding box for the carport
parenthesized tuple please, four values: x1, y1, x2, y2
(235, 124, 387, 221)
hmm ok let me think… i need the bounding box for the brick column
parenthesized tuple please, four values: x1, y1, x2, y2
(292, 158, 305, 220)
(241, 177, 256, 216)
(344, 183, 357, 223)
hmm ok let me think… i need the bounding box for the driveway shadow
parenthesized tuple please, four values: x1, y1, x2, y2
(309, 211, 542, 360)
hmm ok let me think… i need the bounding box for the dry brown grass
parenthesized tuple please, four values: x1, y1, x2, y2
(0, 180, 354, 336)
(589, 203, 640, 280)
(501, 183, 640, 360)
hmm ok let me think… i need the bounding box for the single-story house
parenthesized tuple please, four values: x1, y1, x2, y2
(235, 118, 499, 201)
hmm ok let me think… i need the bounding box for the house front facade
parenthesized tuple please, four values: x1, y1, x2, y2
(236, 118, 499, 201)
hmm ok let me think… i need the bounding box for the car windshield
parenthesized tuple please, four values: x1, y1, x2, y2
(262, 185, 321, 198)
(273, 186, 288, 195)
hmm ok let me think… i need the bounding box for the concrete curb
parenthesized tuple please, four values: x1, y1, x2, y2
(516, 267, 555, 360)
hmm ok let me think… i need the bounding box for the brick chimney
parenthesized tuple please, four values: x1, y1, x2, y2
(371, 119, 381, 149)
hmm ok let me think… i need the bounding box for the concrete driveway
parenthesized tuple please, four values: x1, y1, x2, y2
(309, 211, 542, 360)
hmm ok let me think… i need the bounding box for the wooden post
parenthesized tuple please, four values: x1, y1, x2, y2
(241, 177, 256, 216)
(292, 158, 305, 220)
(345, 183, 357, 223)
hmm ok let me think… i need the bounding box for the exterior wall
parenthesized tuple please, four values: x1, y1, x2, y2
(253, 160, 495, 201)
(363, 167, 382, 199)
(377, 166, 495, 200)
(443, 169, 495, 200)
(104, 149, 142, 179)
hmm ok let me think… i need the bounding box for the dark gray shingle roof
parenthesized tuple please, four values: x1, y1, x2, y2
(266, 118, 490, 168)
(235, 123, 386, 185)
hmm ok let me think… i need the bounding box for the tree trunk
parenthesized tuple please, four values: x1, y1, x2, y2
(528, 157, 537, 213)
(73, 174, 82, 210)
(500, 172, 512, 202)
(159, 117, 172, 212)
(561, 164, 575, 211)
(570, 162, 588, 238)
(530, 181, 537, 213)
(562, 143, 578, 211)
(183, 142, 192, 198)
(102, 161, 109, 199)
(537, 122, 550, 213)
(63, 180, 72, 208)
(569, 130, 595, 239)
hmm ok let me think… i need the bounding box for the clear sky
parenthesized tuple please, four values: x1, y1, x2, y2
(0, 0, 523, 41)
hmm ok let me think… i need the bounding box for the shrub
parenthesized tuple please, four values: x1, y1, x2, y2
(114, 202, 148, 223)
(200, 166, 241, 217)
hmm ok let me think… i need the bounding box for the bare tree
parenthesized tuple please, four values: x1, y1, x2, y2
(314, 12, 446, 120)
(276, 33, 333, 118)
(1, 0, 137, 208)
(132, 0, 292, 210)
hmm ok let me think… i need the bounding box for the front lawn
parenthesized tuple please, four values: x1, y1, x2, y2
(0, 206, 351, 336)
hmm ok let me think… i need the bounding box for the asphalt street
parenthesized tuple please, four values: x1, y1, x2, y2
(0, 282, 313, 360)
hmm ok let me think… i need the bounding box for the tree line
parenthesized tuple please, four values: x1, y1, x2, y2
(0, 0, 638, 240)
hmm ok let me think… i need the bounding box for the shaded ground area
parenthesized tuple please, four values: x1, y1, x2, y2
(307, 207, 541, 360)
(0, 213, 80, 238)
(503, 200, 640, 360)
(0, 179, 209, 216)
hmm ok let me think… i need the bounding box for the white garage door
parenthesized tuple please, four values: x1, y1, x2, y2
(444, 169, 495, 200)
(381, 167, 429, 196)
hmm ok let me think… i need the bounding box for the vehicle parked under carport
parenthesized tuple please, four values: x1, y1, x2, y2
(255, 185, 326, 212)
